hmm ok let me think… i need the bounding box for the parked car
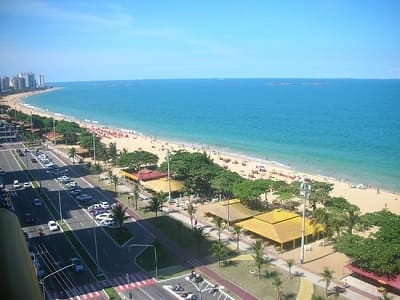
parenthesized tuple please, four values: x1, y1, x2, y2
(23, 182, 31, 188)
(31, 158, 37, 163)
(13, 180, 21, 189)
(24, 213, 34, 224)
(57, 175, 70, 182)
(76, 194, 92, 202)
(92, 209, 109, 217)
(0, 168, 6, 175)
(100, 201, 110, 209)
(33, 198, 42, 207)
(88, 203, 102, 211)
(47, 220, 59, 232)
(95, 212, 113, 221)
(70, 258, 85, 272)
(100, 218, 117, 228)
(69, 189, 83, 196)
(65, 181, 78, 188)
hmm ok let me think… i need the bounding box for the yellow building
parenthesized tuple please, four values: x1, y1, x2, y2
(236, 209, 323, 250)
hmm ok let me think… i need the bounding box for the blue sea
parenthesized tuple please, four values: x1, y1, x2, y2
(25, 79, 400, 192)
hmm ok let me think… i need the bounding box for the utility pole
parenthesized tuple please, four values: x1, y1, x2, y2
(300, 182, 311, 264)
(167, 150, 171, 202)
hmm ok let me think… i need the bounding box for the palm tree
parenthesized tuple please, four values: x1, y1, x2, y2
(107, 169, 113, 186)
(108, 142, 118, 166)
(319, 267, 335, 297)
(187, 202, 197, 229)
(342, 205, 361, 235)
(132, 182, 139, 210)
(193, 226, 208, 256)
(251, 239, 265, 280)
(111, 204, 129, 229)
(212, 217, 225, 243)
(286, 259, 294, 279)
(272, 275, 283, 300)
(212, 242, 225, 269)
(111, 175, 119, 192)
(148, 192, 165, 217)
(68, 147, 76, 164)
(231, 226, 243, 253)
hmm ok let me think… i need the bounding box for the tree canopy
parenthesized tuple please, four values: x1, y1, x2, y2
(117, 150, 158, 170)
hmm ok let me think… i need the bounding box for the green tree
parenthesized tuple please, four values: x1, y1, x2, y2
(187, 202, 197, 229)
(117, 150, 158, 170)
(251, 239, 266, 280)
(111, 204, 130, 229)
(107, 169, 113, 186)
(147, 192, 165, 217)
(212, 242, 225, 269)
(286, 259, 294, 279)
(193, 226, 208, 256)
(308, 181, 334, 210)
(108, 142, 118, 166)
(319, 267, 335, 297)
(211, 169, 243, 198)
(213, 217, 225, 243)
(68, 147, 77, 164)
(231, 226, 243, 253)
(272, 275, 283, 300)
(233, 179, 271, 209)
(111, 175, 119, 192)
(132, 181, 139, 210)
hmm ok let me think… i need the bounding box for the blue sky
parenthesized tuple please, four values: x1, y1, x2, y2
(0, 0, 399, 81)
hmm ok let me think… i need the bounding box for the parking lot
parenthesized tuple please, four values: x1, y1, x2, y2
(162, 273, 235, 300)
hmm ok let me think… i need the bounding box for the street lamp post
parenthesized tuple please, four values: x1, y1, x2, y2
(300, 182, 311, 264)
(167, 150, 171, 202)
(93, 215, 99, 275)
(53, 119, 56, 145)
(128, 244, 157, 279)
(92, 131, 96, 169)
(58, 190, 63, 224)
(41, 263, 75, 300)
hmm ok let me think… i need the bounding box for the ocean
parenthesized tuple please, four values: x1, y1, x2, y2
(25, 79, 400, 192)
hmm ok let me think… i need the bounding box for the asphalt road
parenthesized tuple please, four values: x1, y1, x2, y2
(1, 141, 175, 300)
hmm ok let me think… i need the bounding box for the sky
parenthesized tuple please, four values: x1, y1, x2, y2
(0, 0, 399, 82)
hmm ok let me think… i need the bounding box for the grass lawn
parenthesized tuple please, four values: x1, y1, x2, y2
(208, 256, 300, 300)
(104, 227, 134, 246)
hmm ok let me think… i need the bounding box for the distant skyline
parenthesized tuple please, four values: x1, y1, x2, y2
(0, 0, 399, 82)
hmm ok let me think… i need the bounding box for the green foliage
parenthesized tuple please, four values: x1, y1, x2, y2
(335, 211, 400, 277)
(212, 242, 226, 269)
(146, 192, 166, 217)
(308, 181, 334, 210)
(117, 150, 158, 170)
(233, 179, 270, 209)
(108, 142, 118, 166)
(111, 204, 129, 229)
(272, 275, 283, 300)
(251, 239, 266, 280)
(55, 120, 80, 144)
(211, 169, 244, 198)
(212, 217, 225, 242)
(319, 267, 334, 297)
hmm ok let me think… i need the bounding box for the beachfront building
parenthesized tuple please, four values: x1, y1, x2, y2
(120, 168, 183, 194)
(235, 209, 323, 251)
(201, 199, 259, 224)
(37, 74, 45, 88)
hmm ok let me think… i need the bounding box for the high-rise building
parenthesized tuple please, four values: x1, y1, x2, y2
(2, 76, 10, 91)
(37, 74, 45, 87)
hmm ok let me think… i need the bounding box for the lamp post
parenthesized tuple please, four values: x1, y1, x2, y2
(58, 190, 63, 224)
(41, 263, 75, 300)
(93, 214, 99, 275)
(167, 150, 171, 202)
(53, 118, 56, 145)
(184, 276, 224, 300)
(92, 131, 96, 167)
(128, 244, 157, 279)
(300, 182, 311, 264)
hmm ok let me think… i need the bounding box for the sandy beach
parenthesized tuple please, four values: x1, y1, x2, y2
(4, 89, 400, 215)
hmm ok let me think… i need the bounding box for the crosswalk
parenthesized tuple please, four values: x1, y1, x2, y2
(187, 257, 203, 267)
(50, 272, 156, 300)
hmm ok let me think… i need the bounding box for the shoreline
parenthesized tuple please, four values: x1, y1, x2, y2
(4, 89, 400, 214)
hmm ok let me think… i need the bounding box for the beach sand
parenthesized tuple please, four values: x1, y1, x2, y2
(4, 90, 400, 215)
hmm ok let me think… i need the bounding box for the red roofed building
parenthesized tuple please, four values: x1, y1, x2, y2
(120, 168, 167, 182)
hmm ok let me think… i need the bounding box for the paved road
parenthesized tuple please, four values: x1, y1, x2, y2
(1, 142, 176, 300)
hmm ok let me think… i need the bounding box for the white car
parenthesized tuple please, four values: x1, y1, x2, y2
(47, 220, 59, 232)
(95, 212, 113, 221)
(88, 203, 101, 211)
(57, 175, 70, 182)
(65, 181, 78, 188)
(23, 182, 31, 188)
(13, 180, 21, 189)
(100, 218, 117, 228)
(100, 201, 110, 209)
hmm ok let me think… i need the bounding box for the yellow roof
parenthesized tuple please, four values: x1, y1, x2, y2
(255, 210, 299, 224)
(236, 213, 323, 244)
(203, 200, 258, 223)
(141, 178, 183, 193)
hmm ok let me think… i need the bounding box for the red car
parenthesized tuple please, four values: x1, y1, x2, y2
(24, 213, 34, 224)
